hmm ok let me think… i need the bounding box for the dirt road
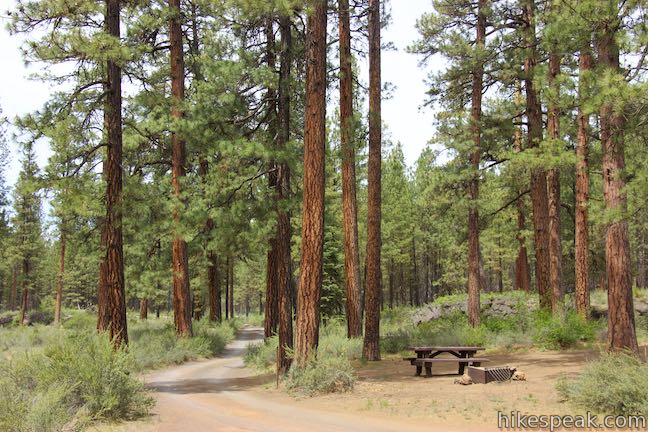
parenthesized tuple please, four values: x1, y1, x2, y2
(108, 327, 486, 432)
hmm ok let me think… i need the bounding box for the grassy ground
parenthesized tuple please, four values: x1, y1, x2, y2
(0, 309, 241, 431)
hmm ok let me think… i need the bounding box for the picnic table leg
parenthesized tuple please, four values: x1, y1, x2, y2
(425, 363, 432, 377)
(416, 365, 422, 376)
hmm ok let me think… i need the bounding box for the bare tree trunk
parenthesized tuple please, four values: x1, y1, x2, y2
(19, 258, 29, 324)
(513, 82, 531, 292)
(412, 238, 420, 306)
(140, 298, 148, 320)
(9, 265, 17, 311)
(547, 47, 564, 315)
(363, 0, 382, 361)
(339, 0, 363, 339)
(229, 256, 234, 319)
(264, 17, 279, 339)
(105, 0, 128, 347)
(169, 0, 192, 338)
(575, 45, 592, 318)
(208, 252, 221, 322)
(55, 226, 66, 323)
(638, 231, 648, 289)
(524, 0, 551, 309)
(225, 255, 230, 320)
(598, 20, 638, 353)
(276, 13, 295, 374)
(467, 0, 486, 327)
(295, 0, 327, 367)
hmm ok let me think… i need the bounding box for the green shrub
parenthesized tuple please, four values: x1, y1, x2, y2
(533, 311, 597, 349)
(129, 318, 235, 371)
(244, 335, 279, 371)
(286, 356, 355, 396)
(0, 332, 152, 431)
(557, 353, 648, 415)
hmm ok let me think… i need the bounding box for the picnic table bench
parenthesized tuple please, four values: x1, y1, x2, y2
(403, 346, 489, 377)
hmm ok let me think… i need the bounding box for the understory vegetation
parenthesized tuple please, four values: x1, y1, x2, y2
(0, 309, 238, 431)
(557, 353, 648, 416)
(381, 292, 602, 354)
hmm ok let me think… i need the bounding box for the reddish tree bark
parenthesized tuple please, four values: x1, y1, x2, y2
(363, 0, 382, 361)
(547, 49, 564, 315)
(295, 0, 327, 366)
(598, 20, 638, 353)
(467, 0, 486, 328)
(276, 13, 295, 374)
(229, 257, 234, 318)
(513, 83, 530, 292)
(575, 46, 592, 318)
(169, 0, 193, 337)
(523, 0, 551, 309)
(338, 0, 363, 339)
(208, 252, 222, 322)
(264, 17, 279, 339)
(225, 255, 230, 320)
(54, 225, 66, 324)
(139, 298, 148, 320)
(104, 0, 128, 347)
(9, 265, 17, 311)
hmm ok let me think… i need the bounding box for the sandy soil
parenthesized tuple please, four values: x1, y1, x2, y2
(95, 327, 601, 432)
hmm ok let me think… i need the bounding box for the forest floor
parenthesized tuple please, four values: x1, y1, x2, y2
(93, 326, 608, 432)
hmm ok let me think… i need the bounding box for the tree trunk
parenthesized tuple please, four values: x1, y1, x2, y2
(264, 17, 279, 339)
(104, 0, 128, 347)
(547, 48, 564, 315)
(638, 231, 648, 289)
(225, 255, 230, 320)
(208, 252, 222, 322)
(338, 0, 363, 339)
(9, 265, 17, 311)
(139, 298, 148, 320)
(19, 258, 29, 324)
(513, 82, 531, 292)
(467, 0, 486, 327)
(169, 0, 192, 338)
(229, 256, 234, 319)
(523, 0, 551, 309)
(295, 0, 327, 367)
(97, 216, 109, 331)
(598, 21, 638, 353)
(388, 259, 394, 309)
(412, 238, 420, 306)
(55, 226, 66, 323)
(575, 45, 592, 318)
(363, 0, 382, 362)
(276, 13, 295, 374)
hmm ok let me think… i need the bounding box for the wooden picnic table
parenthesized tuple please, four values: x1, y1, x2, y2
(404, 346, 487, 376)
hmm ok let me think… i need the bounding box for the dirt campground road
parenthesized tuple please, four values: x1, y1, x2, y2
(98, 327, 598, 432)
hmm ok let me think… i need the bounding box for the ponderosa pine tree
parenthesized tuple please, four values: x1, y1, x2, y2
(275, 12, 295, 373)
(522, 0, 551, 310)
(467, 0, 487, 327)
(12, 142, 42, 325)
(596, 2, 638, 353)
(545, 1, 564, 315)
(575, 44, 592, 318)
(169, 0, 193, 337)
(363, 0, 382, 361)
(295, 0, 327, 366)
(513, 83, 531, 293)
(104, 0, 128, 347)
(339, 0, 362, 339)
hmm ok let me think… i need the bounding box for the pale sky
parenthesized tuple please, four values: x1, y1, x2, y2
(0, 0, 439, 186)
